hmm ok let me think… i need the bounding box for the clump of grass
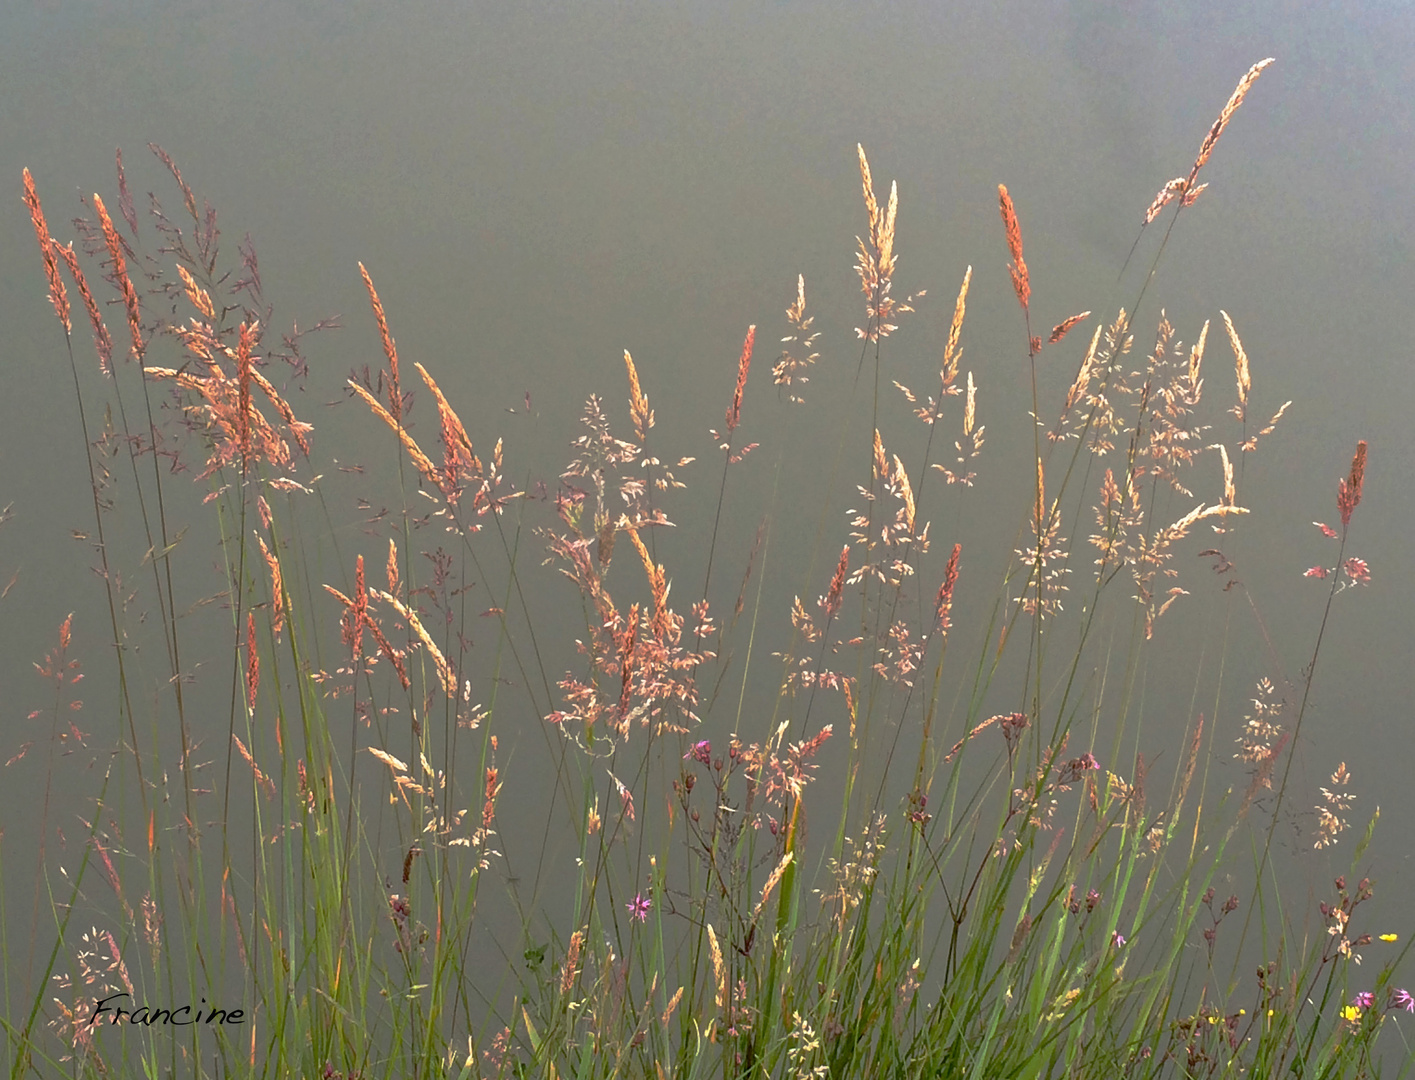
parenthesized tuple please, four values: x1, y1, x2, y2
(8, 60, 1411, 1080)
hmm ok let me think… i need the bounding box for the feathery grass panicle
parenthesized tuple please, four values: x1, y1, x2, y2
(944, 714, 1000, 764)
(150, 141, 198, 221)
(257, 535, 285, 637)
(1189, 58, 1276, 187)
(324, 553, 411, 690)
(892, 453, 916, 534)
(348, 379, 443, 494)
(247, 366, 312, 457)
(1215, 442, 1236, 508)
(176, 263, 215, 320)
(51, 240, 114, 375)
(244, 610, 259, 711)
(626, 526, 668, 626)
(773, 275, 820, 403)
(1063, 324, 1104, 415)
(855, 145, 918, 342)
(376, 588, 456, 698)
(232, 733, 276, 801)
(998, 184, 1029, 313)
(22, 169, 70, 335)
(235, 321, 255, 466)
(1338, 439, 1368, 528)
(752, 852, 794, 923)
(1189, 317, 1209, 386)
(1048, 311, 1090, 345)
(1144, 177, 1191, 225)
(560, 929, 584, 995)
(1220, 309, 1251, 422)
(934, 542, 961, 634)
(942, 265, 971, 388)
(623, 349, 654, 438)
(385, 537, 400, 594)
(707, 923, 726, 1010)
(415, 360, 480, 490)
(725, 324, 755, 435)
(359, 261, 402, 421)
(822, 543, 849, 619)
(1143, 59, 1273, 223)
(114, 147, 138, 235)
(1314, 762, 1355, 849)
(92, 193, 143, 359)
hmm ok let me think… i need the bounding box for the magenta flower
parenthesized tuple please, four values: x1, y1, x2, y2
(1391, 988, 1415, 1013)
(1111, 931, 1126, 948)
(1352, 991, 1374, 1009)
(626, 892, 652, 922)
(684, 740, 711, 765)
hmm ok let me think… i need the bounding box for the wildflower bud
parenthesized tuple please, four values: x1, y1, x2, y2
(1319, 901, 1331, 918)
(714, 757, 723, 771)
(1202, 887, 1215, 905)
(1336, 875, 1346, 892)
(1355, 934, 1371, 947)
(1203, 927, 1216, 944)
(691, 808, 699, 822)
(685, 774, 695, 792)
(1222, 895, 1239, 915)
(1086, 888, 1100, 912)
